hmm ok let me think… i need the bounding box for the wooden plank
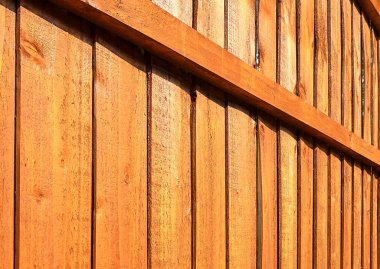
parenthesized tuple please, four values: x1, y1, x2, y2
(342, 157, 353, 269)
(372, 29, 378, 149)
(0, 0, 15, 268)
(226, 1, 256, 268)
(48, 0, 380, 169)
(278, 0, 297, 268)
(257, 0, 277, 268)
(328, 1, 341, 268)
(94, 32, 147, 268)
(18, 1, 92, 267)
(195, 1, 225, 268)
(353, 4, 362, 137)
(371, 174, 378, 269)
(363, 17, 371, 144)
(149, 1, 192, 268)
(342, 1, 352, 268)
(363, 167, 371, 269)
(298, 0, 314, 267)
(355, 0, 380, 34)
(353, 163, 362, 269)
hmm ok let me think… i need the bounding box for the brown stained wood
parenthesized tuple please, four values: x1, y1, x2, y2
(278, 0, 297, 268)
(18, 1, 92, 267)
(314, 145, 328, 269)
(372, 29, 378, 148)
(342, 0, 352, 131)
(353, 163, 362, 269)
(257, 0, 277, 268)
(151, 60, 192, 269)
(0, 0, 15, 268)
(48, 0, 380, 169)
(362, 167, 371, 269)
(94, 32, 147, 268)
(329, 150, 341, 269)
(149, 1, 192, 268)
(328, 1, 341, 268)
(195, 1, 225, 268)
(298, 1, 314, 268)
(226, 1, 256, 268)
(342, 157, 353, 269)
(371, 175, 378, 269)
(363, 18, 371, 144)
(227, 104, 256, 269)
(353, 3, 362, 137)
(355, 0, 380, 35)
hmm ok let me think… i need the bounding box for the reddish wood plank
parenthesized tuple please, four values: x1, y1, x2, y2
(363, 17, 371, 144)
(18, 1, 92, 267)
(278, 0, 297, 268)
(353, 3, 362, 137)
(342, 157, 353, 269)
(353, 163, 362, 269)
(0, 0, 15, 268)
(149, 2, 192, 268)
(226, 1, 256, 268)
(363, 167, 371, 269)
(372, 29, 378, 148)
(258, 0, 278, 268)
(298, 1, 314, 267)
(371, 174, 378, 269)
(195, 1, 226, 268)
(94, 32, 147, 268)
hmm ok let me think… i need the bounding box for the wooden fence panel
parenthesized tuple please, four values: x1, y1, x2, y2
(372, 174, 378, 269)
(0, 0, 15, 268)
(353, 162, 363, 269)
(226, 1, 257, 268)
(363, 167, 371, 269)
(94, 32, 147, 268)
(18, 1, 92, 267)
(195, 1, 226, 268)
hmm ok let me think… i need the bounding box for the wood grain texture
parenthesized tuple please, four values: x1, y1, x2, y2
(150, 60, 192, 269)
(195, 2, 225, 267)
(371, 174, 378, 269)
(363, 17, 371, 144)
(362, 167, 371, 269)
(298, 1, 314, 267)
(278, 0, 297, 268)
(353, 162, 362, 269)
(328, 1, 341, 267)
(353, 3, 362, 137)
(94, 32, 147, 268)
(0, 0, 15, 268)
(258, 0, 277, 268)
(226, 1, 256, 268)
(372, 29, 378, 148)
(342, 157, 353, 269)
(355, 0, 380, 35)
(18, 1, 92, 267)
(48, 0, 380, 169)
(150, 2, 192, 268)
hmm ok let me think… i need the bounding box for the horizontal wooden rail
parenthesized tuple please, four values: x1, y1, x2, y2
(48, 0, 380, 168)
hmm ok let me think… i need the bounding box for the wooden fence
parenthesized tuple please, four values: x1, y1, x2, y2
(1, 0, 380, 268)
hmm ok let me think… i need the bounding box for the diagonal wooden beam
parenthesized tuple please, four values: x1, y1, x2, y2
(356, 0, 380, 34)
(46, 0, 380, 168)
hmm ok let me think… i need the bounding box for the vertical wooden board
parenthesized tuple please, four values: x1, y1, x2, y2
(353, 163, 362, 269)
(150, 60, 191, 269)
(94, 33, 147, 268)
(314, 145, 328, 269)
(353, 3, 361, 136)
(342, 157, 352, 269)
(362, 167, 371, 269)
(278, 0, 297, 268)
(195, 86, 225, 269)
(328, 1, 341, 268)
(329, 151, 341, 269)
(258, 0, 278, 268)
(18, 1, 92, 267)
(298, 1, 314, 268)
(195, 2, 225, 268)
(371, 175, 378, 269)
(0, 0, 15, 268)
(149, 1, 192, 268)
(226, 1, 256, 268)
(363, 18, 371, 144)
(372, 29, 378, 148)
(227, 104, 256, 269)
(342, 0, 352, 130)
